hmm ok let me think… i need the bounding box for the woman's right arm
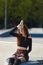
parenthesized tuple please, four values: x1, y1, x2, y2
(9, 27, 21, 37)
(27, 37, 32, 53)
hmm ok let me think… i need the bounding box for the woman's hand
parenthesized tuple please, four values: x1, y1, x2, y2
(17, 20, 24, 30)
(17, 23, 22, 30)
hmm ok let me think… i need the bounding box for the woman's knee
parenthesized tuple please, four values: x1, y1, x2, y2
(14, 59, 21, 65)
(7, 57, 14, 64)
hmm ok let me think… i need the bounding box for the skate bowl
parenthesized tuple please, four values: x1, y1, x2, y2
(0, 28, 43, 37)
(0, 29, 43, 65)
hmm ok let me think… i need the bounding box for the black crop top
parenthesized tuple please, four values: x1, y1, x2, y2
(9, 27, 32, 53)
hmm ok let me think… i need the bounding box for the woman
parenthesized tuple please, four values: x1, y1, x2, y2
(7, 20, 32, 65)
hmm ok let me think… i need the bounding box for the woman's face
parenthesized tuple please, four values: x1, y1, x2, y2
(19, 25, 24, 33)
(19, 25, 26, 37)
(20, 27, 24, 34)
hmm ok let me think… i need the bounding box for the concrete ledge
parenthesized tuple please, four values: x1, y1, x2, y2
(20, 61, 40, 65)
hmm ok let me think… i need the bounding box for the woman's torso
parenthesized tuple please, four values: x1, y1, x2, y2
(17, 36, 31, 49)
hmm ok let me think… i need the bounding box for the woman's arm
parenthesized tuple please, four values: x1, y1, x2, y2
(27, 37, 32, 53)
(9, 27, 21, 37)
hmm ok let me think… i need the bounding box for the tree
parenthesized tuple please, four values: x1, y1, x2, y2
(0, 0, 5, 29)
(0, 0, 43, 28)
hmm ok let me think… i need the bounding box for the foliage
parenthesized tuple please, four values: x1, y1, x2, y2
(0, 0, 43, 28)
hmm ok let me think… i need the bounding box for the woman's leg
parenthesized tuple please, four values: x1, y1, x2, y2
(18, 57, 26, 62)
(24, 51, 29, 62)
(7, 57, 15, 65)
(14, 59, 21, 65)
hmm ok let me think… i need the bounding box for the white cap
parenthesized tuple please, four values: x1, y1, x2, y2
(20, 20, 24, 26)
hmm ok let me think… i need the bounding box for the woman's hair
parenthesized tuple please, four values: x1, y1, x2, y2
(17, 24, 30, 46)
(22, 24, 29, 37)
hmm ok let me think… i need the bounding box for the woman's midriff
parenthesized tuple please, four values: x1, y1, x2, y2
(17, 46, 27, 50)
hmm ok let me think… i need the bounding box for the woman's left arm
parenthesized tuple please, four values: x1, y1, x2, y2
(27, 37, 32, 53)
